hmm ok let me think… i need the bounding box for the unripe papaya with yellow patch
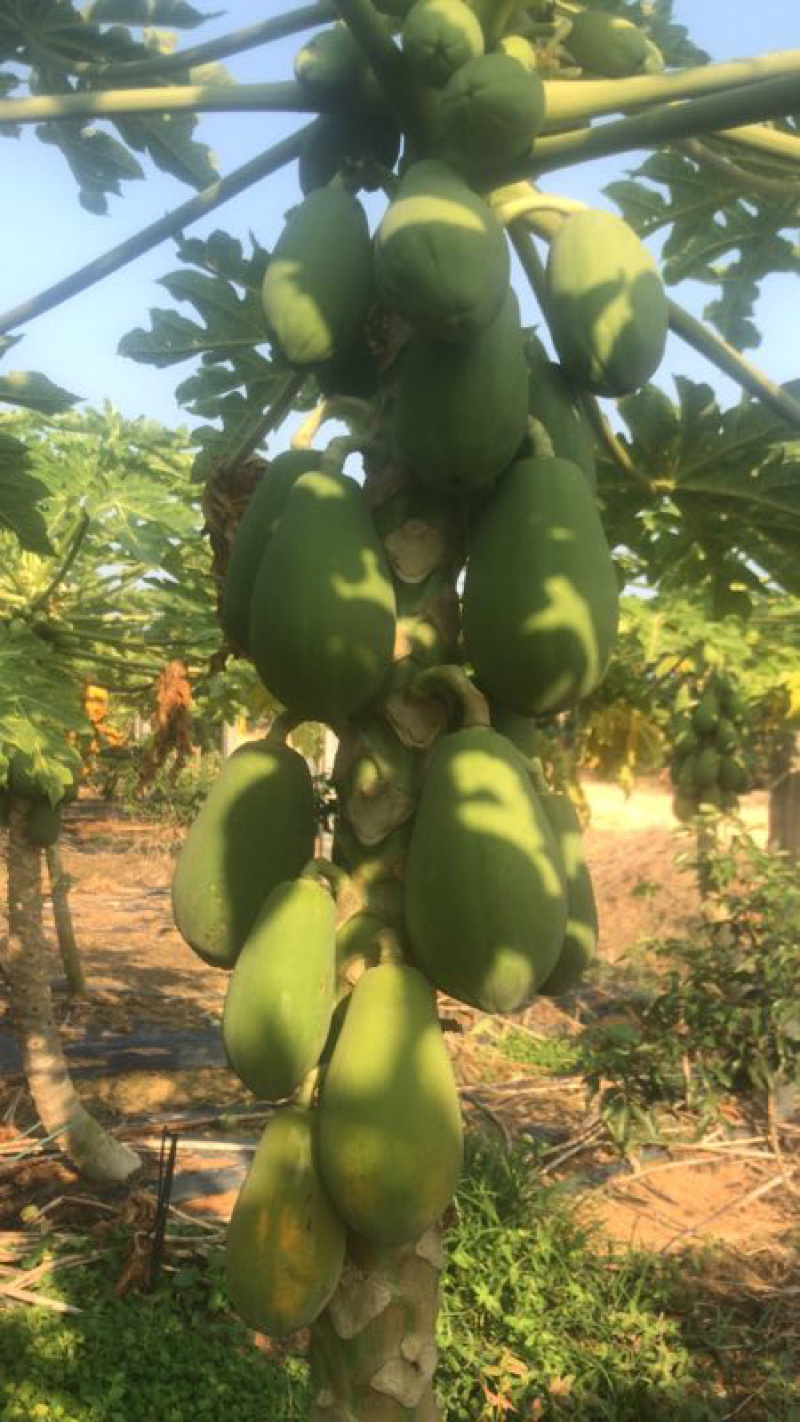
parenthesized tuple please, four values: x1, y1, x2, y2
(222, 449, 319, 653)
(316, 962, 463, 1244)
(225, 1106, 345, 1337)
(537, 792, 598, 997)
(249, 470, 396, 724)
(222, 878, 336, 1102)
(405, 727, 568, 1013)
(545, 210, 668, 396)
(463, 456, 619, 716)
(262, 187, 373, 366)
(392, 289, 529, 493)
(374, 159, 510, 341)
(171, 739, 316, 969)
(294, 25, 366, 93)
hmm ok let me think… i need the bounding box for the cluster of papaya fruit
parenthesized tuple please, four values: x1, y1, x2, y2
(172, 2, 671, 1341)
(670, 675, 752, 820)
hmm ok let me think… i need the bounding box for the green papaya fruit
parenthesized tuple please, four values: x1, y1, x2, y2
(171, 738, 316, 969)
(26, 799, 60, 848)
(489, 705, 541, 760)
(676, 755, 697, 795)
(693, 747, 721, 790)
(392, 289, 529, 494)
(0, 789, 8, 828)
(298, 112, 401, 196)
(698, 784, 723, 809)
(545, 210, 668, 396)
(7, 750, 47, 800)
(719, 755, 747, 793)
(262, 188, 373, 366)
(249, 470, 396, 724)
(225, 1105, 346, 1337)
(673, 727, 699, 757)
(462, 456, 619, 716)
(526, 336, 597, 490)
(672, 791, 697, 823)
(564, 12, 658, 77)
(405, 727, 568, 1012)
(315, 335, 380, 400)
(714, 717, 739, 753)
(222, 878, 336, 1102)
(316, 962, 463, 1243)
(222, 449, 320, 653)
(692, 691, 719, 735)
(440, 52, 547, 174)
(374, 159, 510, 341)
(294, 25, 366, 93)
(402, 0, 484, 86)
(537, 792, 598, 997)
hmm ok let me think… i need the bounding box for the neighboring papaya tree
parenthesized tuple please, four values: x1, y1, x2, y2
(0, 404, 219, 1184)
(3, 1, 800, 1416)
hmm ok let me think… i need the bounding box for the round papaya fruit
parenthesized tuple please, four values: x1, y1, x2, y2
(564, 12, 657, 77)
(402, 0, 484, 86)
(440, 52, 546, 174)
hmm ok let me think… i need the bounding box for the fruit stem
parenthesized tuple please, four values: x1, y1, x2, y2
(411, 666, 492, 730)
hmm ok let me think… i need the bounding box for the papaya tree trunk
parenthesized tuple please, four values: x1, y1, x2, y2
(768, 766, 800, 859)
(45, 841, 87, 997)
(308, 449, 463, 1418)
(310, 1228, 443, 1421)
(2, 798, 140, 1184)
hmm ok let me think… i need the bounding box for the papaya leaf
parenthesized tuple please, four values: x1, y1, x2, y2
(85, 0, 218, 25)
(0, 372, 80, 415)
(113, 111, 218, 190)
(0, 434, 52, 553)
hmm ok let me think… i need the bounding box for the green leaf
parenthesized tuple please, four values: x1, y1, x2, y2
(0, 372, 80, 415)
(86, 0, 218, 25)
(0, 433, 52, 553)
(113, 110, 218, 190)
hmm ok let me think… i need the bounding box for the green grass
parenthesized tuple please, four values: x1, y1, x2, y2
(1, 1139, 796, 1421)
(492, 1025, 584, 1075)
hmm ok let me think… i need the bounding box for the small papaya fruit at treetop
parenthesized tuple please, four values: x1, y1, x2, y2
(462, 456, 619, 716)
(405, 726, 568, 1013)
(221, 449, 320, 653)
(316, 961, 464, 1244)
(374, 159, 510, 341)
(440, 51, 547, 174)
(222, 877, 336, 1102)
(249, 469, 397, 724)
(564, 12, 659, 78)
(171, 738, 316, 970)
(293, 24, 367, 93)
(262, 187, 373, 367)
(225, 1105, 346, 1338)
(545, 209, 668, 396)
(401, 0, 485, 88)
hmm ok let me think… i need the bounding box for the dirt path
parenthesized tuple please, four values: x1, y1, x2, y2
(3, 780, 792, 1257)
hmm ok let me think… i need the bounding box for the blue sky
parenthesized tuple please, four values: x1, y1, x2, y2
(1, 1, 798, 445)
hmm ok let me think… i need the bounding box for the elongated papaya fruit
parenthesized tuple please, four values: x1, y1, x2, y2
(222, 878, 336, 1102)
(462, 456, 619, 716)
(374, 159, 510, 341)
(392, 289, 529, 493)
(316, 962, 463, 1244)
(405, 727, 568, 1012)
(222, 449, 319, 653)
(171, 739, 316, 969)
(440, 52, 547, 174)
(537, 792, 598, 997)
(249, 470, 397, 724)
(545, 209, 668, 396)
(225, 1105, 346, 1337)
(262, 187, 373, 366)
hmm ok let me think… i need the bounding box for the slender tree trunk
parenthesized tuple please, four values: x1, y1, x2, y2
(2, 798, 140, 1184)
(45, 842, 87, 997)
(768, 767, 800, 859)
(310, 1228, 444, 1421)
